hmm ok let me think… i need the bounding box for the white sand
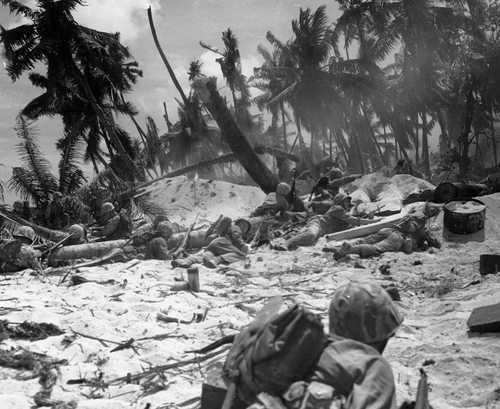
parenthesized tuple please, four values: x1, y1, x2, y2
(0, 180, 499, 409)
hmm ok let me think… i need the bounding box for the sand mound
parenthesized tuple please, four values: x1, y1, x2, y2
(147, 176, 266, 225)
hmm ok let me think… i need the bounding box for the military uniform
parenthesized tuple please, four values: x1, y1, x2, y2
(287, 203, 373, 250)
(235, 283, 402, 409)
(325, 205, 440, 258)
(250, 339, 396, 409)
(172, 219, 248, 268)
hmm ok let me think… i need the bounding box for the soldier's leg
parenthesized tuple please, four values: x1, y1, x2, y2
(286, 229, 319, 249)
(372, 232, 406, 255)
(352, 228, 393, 245)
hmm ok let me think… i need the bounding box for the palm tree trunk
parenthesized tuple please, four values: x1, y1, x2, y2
(491, 109, 498, 167)
(310, 128, 316, 163)
(421, 111, 431, 178)
(353, 133, 365, 174)
(65, 55, 131, 164)
(194, 78, 279, 193)
(147, 7, 189, 106)
(361, 106, 385, 166)
(383, 125, 389, 163)
(295, 114, 305, 153)
(459, 88, 474, 177)
(280, 102, 288, 150)
(414, 114, 420, 165)
(329, 128, 333, 159)
(333, 128, 349, 165)
(436, 109, 449, 156)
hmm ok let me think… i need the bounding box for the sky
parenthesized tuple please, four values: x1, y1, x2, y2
(0, 0, 340, 201)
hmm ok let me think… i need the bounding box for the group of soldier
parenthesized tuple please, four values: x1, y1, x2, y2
(0, 162, 441, 273)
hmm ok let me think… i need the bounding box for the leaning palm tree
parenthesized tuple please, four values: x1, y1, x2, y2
(0, 0, 142, 171)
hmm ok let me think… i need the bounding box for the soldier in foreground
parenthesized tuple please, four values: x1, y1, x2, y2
(221, 282, 403, 409)
(324, 203, 441, 258)
(304, 282, 402, 409)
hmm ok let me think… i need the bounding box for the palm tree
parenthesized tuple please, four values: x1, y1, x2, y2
(201, 29, 254, 129)
(0, 0, 142, 170)
(8, 117, 88, 226)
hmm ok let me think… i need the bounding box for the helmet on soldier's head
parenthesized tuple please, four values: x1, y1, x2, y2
(101, 202, 115, 214)
(276, 182, 291, 197)
(333, 192, 351, 207)
(13, 226, 35, 242)
(157, 221, 174, 240)
(328, 168, 343, 180)
(68, 224, 85, 241)
(328, 282, 403, 345)
(234, 218, 251, 236)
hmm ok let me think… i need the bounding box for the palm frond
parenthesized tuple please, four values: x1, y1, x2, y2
(0, 0, 37, 18)
(8, 167, 42, 203)
(58, 125, 86, 194)
(14, 116, 58, 197)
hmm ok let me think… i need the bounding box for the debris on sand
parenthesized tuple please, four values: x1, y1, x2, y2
(0, 321, 64, 341)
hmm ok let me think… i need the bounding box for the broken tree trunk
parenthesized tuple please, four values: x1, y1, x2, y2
(193, 77, 280, 194)
(49, 240, 127, 263)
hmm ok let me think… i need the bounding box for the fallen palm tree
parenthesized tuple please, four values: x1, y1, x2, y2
(48, 240, 128, 263)
(192, 77, 280, 193)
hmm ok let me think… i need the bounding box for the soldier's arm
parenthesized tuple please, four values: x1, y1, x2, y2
(342, 214, 377, 227)
(313, 341, 397, 409)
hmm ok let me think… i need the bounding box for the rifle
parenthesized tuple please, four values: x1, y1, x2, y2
(415, 368, 430, 409)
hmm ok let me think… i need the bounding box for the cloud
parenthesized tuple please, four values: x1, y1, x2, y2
(4, 0, 161, 42)
(75, 0, 162, 43)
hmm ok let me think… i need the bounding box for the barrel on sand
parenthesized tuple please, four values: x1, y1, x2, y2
(443, 199, 486, 242)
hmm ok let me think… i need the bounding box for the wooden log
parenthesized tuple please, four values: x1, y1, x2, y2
(467, 302, 500, 333)
(326, 212, 405, 242)
(50, 240, 127, 262)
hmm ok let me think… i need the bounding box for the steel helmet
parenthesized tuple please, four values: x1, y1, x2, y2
(234, 218, 251, 236)
(276, 182, 292, 196)
(101, 202, 115, 214)
(68, 224, 85, 241)
(13, 226, 35, 242)
(329, 282, 403, 344)
(157, 221, 175, 240)
(333, 192, 351, 206)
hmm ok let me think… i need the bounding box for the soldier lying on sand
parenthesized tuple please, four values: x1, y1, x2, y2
(324, 203, 441, 259)
(285, 193, 376, 250)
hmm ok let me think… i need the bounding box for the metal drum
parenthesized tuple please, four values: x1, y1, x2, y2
(443, 199, 486, 242)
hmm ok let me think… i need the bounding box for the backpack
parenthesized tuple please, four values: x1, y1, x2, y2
(222, 303, 326, 406)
